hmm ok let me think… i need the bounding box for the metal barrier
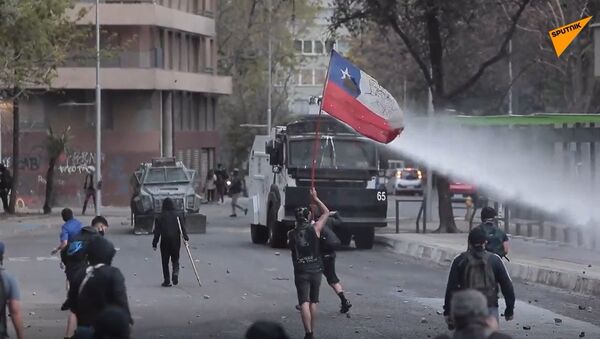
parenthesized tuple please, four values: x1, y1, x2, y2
(394, 196, 483, 234)
(395, 197, 427, 233)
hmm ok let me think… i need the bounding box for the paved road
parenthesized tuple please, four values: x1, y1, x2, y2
(4, 204, 600, 338)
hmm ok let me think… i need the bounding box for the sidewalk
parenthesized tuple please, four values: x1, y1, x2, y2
(376, 223, 600, 297)
(0, 198, 248, 239)
(0, 206, 132, 238)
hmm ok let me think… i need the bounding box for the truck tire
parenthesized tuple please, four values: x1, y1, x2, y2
(354, 227, 375, 249)
(267, 204, 287, 248)
(335, 228, 352, 247)
(251, 224, 269, 244)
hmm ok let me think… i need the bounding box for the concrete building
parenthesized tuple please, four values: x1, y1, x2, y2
(1, 0, 231, 208)
(287, 0, 349, 115)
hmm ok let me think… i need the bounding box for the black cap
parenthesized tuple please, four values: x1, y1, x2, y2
(87, 237, 116, 265)
(468, 227, 487, 246)
(480, 206, 497, 221)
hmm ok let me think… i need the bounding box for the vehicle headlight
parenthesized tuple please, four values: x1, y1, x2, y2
(186, 195, 195, 209)
(141, 195, 152, 212)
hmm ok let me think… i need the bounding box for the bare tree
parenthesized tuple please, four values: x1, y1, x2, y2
(331, 0, 531, 232)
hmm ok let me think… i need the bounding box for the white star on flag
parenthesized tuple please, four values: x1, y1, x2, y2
(340, 67, 351, 80)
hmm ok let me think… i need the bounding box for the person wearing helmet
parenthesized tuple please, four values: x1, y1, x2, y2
(473, 207, 509, 258)
(287, 188, 329, 339)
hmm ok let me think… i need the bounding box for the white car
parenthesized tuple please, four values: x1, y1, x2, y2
(386, 168, 423, 195)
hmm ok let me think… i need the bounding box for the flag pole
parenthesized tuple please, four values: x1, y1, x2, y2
(310, 49, 334, 190)
(177, 217, 202, 287)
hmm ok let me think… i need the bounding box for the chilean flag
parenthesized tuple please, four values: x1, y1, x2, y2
(321, 50, 404, 144)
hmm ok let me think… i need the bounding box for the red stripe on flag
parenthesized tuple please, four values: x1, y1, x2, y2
(322, 81, 402, 144)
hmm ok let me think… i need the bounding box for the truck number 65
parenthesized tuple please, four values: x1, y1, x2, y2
(376, 191, 386, 201)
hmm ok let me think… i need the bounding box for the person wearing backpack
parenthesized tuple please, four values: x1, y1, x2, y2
(67, 237, 132, 336)
(435, 290, 512, 339)
(287, 188, 329, 339)
(295, 209, 352, 314)
(0, 242, 24, 339)
(474, 207, 509, 258)
(443, 227, 515, 329)
(60, 216, 110, 338)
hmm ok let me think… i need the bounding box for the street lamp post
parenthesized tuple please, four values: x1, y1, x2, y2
(267, 0, 272, 133)
(95, 0, 102, 216)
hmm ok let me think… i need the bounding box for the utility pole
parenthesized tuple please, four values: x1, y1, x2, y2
(95, 0, 102, 216)
(508, 39, 513, 115)
(425, 68, 434, 221)
(267, 0, 272, 133)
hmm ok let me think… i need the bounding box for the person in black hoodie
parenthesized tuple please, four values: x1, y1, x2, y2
(443, 227, 515, 328)
(152, 198, 189, 287)
(67, 237, 132, 337)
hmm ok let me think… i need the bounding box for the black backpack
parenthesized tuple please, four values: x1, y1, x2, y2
(479, 223, 506, 257)
(461, 251, 497, 304)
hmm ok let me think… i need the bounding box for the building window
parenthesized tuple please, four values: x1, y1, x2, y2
(294, 40, 328, 55)
(299, 69, 313, 86)
(315, 69, 326, 85)
(199, 95, 207, 131)
(211, 97, 216, 130)
(314, 41, 324, 54)
(206, 96, 214, 130)
(302, 40, 312, 54)
(294, 40, 302, 53)
(325, 39, 336, 53)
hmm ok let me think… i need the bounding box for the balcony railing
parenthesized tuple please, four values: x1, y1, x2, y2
(64, 49, 217, 74)
(78, 0, 215, 17)
(65, 49, 163, 68)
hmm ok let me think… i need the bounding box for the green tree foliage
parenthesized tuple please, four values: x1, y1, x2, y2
(0, 0, 87, 213)
(43, 126, 71, 214)
(217, 0, 316, 169)
(331, 0, 531, 232)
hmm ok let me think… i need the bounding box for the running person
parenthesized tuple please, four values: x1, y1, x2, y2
(288, 188, 329, 339)
(320, 211, 352, 313)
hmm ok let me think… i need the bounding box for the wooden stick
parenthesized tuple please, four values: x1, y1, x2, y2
(177, 217, 202, 287)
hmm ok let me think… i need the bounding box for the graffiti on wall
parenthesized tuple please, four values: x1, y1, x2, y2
(58, 151, 104, 175)
(1, 156, 42, 171)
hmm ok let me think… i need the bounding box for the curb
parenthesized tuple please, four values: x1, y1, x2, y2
(375, 235, 600, 297)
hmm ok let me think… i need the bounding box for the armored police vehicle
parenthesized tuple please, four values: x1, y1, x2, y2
(248, 114, 388, 249)
(130, 158, 202, 234)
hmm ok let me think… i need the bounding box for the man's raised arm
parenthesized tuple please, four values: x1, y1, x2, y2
(310, 188, 329, 235)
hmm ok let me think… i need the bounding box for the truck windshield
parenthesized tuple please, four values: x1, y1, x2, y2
(145, 168, 190, 184)
(288, 138, 377, 169)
